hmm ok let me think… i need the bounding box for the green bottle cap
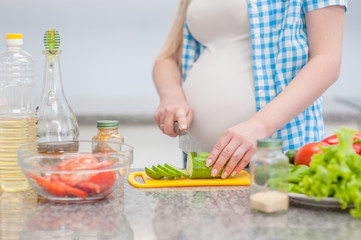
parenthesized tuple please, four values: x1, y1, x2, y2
(257, 138, 283, 148)
(96, 120, 119, 128)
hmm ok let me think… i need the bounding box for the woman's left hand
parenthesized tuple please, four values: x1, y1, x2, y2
(206, 120, 267, 179)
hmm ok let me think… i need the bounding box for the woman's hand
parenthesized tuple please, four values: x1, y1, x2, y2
(154, 93, 193, 137)
(206, 120, 267, 178)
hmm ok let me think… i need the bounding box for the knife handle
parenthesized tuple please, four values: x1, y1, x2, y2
(174, 121, 187, 136)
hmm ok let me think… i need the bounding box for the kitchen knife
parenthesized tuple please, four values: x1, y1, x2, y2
(174, 121, 202, 154)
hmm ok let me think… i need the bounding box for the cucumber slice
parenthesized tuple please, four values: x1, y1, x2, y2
(186, 152, 223, 179)
(157, 164, 180, 178)
(164, 163, 189, 178)
(198, 152, 210, 158)
(145, 167, 164, 180)
(152, 165, 175, 179)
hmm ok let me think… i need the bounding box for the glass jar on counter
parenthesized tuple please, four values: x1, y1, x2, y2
(249, 139, 289, 214)
(92, 120, 124, 153)
(92, 120, 124, 143)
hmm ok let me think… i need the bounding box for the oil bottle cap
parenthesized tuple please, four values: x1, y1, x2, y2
(257, 138, 283, 148)
(96, 120, 119, 128)
(6, 33, 23, 45)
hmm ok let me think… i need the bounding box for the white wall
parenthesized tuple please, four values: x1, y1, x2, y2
(0, 0, 179, 115)
(0, 0, 360, 116)
(327, 0, 361, 99)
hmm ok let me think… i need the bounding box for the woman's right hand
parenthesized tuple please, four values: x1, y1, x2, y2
(154, 94, 193, 137)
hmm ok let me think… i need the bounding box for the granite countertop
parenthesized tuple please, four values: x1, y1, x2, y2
(1, 169, 361, 240)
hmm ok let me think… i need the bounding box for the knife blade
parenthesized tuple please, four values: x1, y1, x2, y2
(174, 121, 202, 154)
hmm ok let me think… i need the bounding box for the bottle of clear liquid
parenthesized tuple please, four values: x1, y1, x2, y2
(36, 29, 79, 152)
(0, 33, 37, 192)
(250, 139, 289, 214)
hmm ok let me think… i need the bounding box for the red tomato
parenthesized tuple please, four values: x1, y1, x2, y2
(89, 171, 117, 193)
(294, 142, 329, 167)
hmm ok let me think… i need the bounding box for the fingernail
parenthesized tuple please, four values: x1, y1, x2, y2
(180, 124, 186, 130)
(221, 171, 228, 179)
(206, 159, 212, 167)
(211, 169, 217, 177)
(231, 171, 237, 177)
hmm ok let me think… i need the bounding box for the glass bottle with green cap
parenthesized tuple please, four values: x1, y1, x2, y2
(249, 138, 289, 214)
(92, 120, 124, 143)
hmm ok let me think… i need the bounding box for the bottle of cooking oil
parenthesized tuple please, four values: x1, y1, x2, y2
(0, 33, 37, 192)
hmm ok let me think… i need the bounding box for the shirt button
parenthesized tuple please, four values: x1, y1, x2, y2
(251, 3, 257, 9)
(258, 90, 265, 96)
(256, 62, 262, 68)
(255, 33, 260, 39)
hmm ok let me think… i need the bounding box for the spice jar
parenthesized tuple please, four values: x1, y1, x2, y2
(92, 120, 124, 143)
(250, 139, 289, 214)
(92, 120, 124, 153)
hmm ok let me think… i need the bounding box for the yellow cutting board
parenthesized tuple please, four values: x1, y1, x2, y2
(128, 170, 250, 188)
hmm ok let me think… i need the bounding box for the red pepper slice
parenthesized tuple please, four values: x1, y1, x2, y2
(77, 181, 101, 194)
(28, 173, 69, 197)
(28, 172, 88, 199)
(89, 171, 116, 193)
(58, 173, 95, 187)
(60, 183, 88, 199)
(57, 156, 99, 170)
(29, 157, 116, 199)
(321, 131, 361, 155)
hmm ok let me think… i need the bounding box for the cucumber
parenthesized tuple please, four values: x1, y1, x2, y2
(186, 152, 224, 179)
(152, 165, 174, 179)
(145, 167, 164, 180)
(164, 163, 189, 178)
(157, 164, 181, 178)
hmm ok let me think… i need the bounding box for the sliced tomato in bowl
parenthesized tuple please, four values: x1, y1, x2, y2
(28, 156, 117, 200)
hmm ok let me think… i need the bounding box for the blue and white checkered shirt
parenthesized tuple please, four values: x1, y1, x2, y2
(182, 0, 347, 152)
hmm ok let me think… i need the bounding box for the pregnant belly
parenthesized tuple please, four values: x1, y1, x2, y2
(183, 54, 256, 152)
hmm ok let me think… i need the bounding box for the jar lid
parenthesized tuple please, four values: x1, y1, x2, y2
(257, 138, 283, 148)
(96, 120, 119, 128)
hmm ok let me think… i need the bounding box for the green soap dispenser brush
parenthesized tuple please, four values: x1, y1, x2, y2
(36, 29, 79, 148)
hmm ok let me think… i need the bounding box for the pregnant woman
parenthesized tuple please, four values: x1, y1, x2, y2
(153, 0, 347, 178)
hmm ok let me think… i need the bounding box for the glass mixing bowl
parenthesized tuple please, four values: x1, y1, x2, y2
(17, 140, 133, 202)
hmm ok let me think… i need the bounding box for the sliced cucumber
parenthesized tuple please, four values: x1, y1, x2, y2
(145, 167, 164, 180)
(198, 152, 210, 158)
(164, 163, 189, 178)
(152, 165, 175, 179)
(158, 164, 181, 178)
(186, 152, 223, 179)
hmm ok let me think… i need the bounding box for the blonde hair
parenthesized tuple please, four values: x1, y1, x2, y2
(156, 0, 191, 65)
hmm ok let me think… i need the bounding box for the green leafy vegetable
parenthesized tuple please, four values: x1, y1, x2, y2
(289, 165, 310, 184)
(289, 127, 361, 218)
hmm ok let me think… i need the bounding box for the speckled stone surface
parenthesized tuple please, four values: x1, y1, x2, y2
(1, 169, 361, 240)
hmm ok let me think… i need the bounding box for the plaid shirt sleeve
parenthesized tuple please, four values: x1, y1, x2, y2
(303, 0, 348, 13)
